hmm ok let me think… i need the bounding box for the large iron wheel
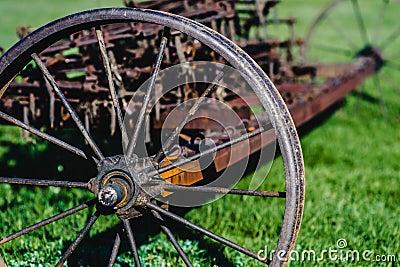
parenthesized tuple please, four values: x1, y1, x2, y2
(303, 0, 400, 116)
(0, 8, 304, 266)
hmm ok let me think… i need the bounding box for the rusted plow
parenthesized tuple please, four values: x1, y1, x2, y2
(0, 0, 396, 266)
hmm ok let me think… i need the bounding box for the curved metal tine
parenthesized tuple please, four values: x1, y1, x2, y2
(95, 26, 129, 148)
(0, 177, 88, 189)
(150, 208, 193, 267)
(325, 16, 358, 51)
(148, 127, 266, 176)
(146, 202, 270, 264)
(153, 71, 225, 164)
(107, 233, 121, 267)
(372, 0, 389, 44)
(56, 211, 100, 267)
(31, 53, 104, 161)
(0, 110, 87, 159)
(373, 75, 388, 116)
(163, 184, 285, 198)
(122, 219, 142, 266)
(0, 199, 95, 245)
(351, 0, 370, 44)
(0, 75, 16, 99)
(126, 27, 171, 157)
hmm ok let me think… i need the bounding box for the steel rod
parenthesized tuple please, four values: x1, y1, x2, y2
(0, 199, 95, 245)
(0, 177, 88, 189)
(32, 53, 104, 160)
(0, 110, 87, 159)
(151, 208, 193, 267)
(107, 233, 121, 267)
(122, 219, 142, 266)
(163, 184, 285, 198)
(127, 27, 170, 157)
(153, 71, 224, 164)
(149, 127, 265, 177)
(146, 202, 269, 264)
(56, 211, 100, 267)
(96, 26, 129, 148)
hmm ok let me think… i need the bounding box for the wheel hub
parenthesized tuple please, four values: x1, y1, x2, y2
(356, 45, 385, 72)
(98, 171, 132, 207)
(88, 155, 163, 218)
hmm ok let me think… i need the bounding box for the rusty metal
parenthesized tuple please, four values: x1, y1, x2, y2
(150, 207, 194, 267)
(107, 233, 121, 267)
(0, 177, 88, 188)
(122, 218, 142, 266)
(164, 183, 286, 197)
(56, 211, 100, 267)
(0, 199, 96, 245)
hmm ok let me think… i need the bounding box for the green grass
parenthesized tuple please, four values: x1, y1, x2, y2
(0, 0, 400, 266)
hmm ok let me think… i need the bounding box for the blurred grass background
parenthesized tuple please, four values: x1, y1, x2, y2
(0, 0, 399, 266)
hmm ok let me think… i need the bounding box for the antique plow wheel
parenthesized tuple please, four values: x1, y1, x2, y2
(0, 8, 304, 266)
(303, 0, 400, 116)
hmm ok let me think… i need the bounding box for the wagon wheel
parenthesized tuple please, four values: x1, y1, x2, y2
(303, 0, 400, 116)
(0, 8, 304, 266)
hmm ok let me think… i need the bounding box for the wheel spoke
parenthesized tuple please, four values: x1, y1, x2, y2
(32, 53, 104, 160)
(381, 69, 400, 92)
(0, 110, 87, 159)
(148, 127, 266, 177)
(0, 177, 88, 189)
(0, 199, 95, 245)
(107, 233, 121, 267)
(380, 26, 400, 51)
(95, 26, 129, 148)
(127, 27, 170, 157)
(325, 16, 358, 51)
(151, 208, 193, 267)
(56, 211, 100, 267)
(153, 71, 225, 164)
(122, 219, 142, 266)
(351, 0, 370, 44)
(353, 84, 365, 112)
(373, 0, 389, 44)
(372, 75, 388, 116)
(311, 43, 353, 57)
(163, 184, 285, 198)
(146, 202, 269, 264)
(385, 60, 400, 72)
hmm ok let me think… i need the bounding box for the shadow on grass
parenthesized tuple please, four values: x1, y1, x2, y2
(66, 209, 236, 266)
